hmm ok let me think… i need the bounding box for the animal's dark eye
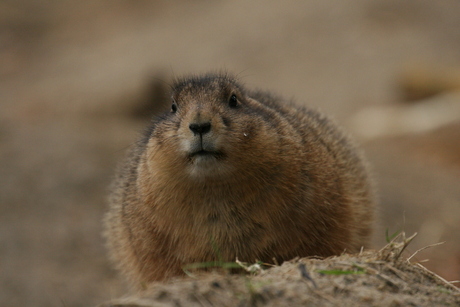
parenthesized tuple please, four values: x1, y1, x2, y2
(171, 103, 177, 113)
(228, 94, 238, 108)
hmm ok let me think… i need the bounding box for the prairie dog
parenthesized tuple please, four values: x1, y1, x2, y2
(104, 73, 375, 287)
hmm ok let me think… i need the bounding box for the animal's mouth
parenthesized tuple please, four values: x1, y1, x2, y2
(189, 150, 226, 160)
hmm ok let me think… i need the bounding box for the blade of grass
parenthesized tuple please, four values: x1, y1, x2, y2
(386, 228, 402, 243)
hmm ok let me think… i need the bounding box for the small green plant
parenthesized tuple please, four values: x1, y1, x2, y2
(318, 264, 366, 275)
(436, 285, 452, 294)
(182, 236, 242, 276)
(385, 228, 402, 243)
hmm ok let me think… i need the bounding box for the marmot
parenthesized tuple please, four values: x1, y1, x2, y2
(104, 73, 375, 288)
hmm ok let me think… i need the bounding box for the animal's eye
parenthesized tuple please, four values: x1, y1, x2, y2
(171, 103, 177, 113)
(228, 94, 238, 108)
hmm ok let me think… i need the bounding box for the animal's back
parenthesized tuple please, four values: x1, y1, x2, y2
(104, 73, 375, 288)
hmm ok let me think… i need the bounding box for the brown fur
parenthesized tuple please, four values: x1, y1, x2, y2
(104, 72, 375, 288)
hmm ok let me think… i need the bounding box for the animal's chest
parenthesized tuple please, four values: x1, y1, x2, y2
(150, 180, 294, 262)
(164, 197, 272, 262)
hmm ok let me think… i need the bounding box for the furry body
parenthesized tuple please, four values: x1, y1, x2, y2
(104, 73, 375, 287)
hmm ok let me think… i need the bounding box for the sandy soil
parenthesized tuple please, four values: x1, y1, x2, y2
(100, 234, 460, 307)
(1, 1, 460, 306)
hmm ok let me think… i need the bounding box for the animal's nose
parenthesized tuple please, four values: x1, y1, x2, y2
(189, 122, 211, 135)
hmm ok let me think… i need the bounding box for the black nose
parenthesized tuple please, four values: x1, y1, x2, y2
(189, 122, 211, 135)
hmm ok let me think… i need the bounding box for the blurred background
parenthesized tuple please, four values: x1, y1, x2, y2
(1, 0, 459, 306)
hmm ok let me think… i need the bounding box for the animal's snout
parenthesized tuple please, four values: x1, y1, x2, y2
(189, 122, 211, 135)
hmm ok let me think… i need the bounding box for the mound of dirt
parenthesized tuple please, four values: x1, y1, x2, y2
(100, 234, 460, 307)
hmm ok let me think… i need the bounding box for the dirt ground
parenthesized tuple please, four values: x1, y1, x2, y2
(100, 234, 460, 307)
(1, 1, 460, 306)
